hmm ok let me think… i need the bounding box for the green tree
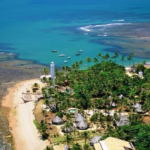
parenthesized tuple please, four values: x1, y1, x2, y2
(83, 144, 91, 150)
(43, 68, 49, 75)
(44, 146, 53, 150)
(39, 120, 48, 139)
(82, 131, 90, 144)
(93, 57, 99, 64)
(71, 143, 82, 150)
(86, 57, 91, 67)
(121, 55, 125, 66)
(64, 134, 73, 148)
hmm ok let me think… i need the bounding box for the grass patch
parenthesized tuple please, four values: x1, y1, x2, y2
(51, 136, 65, 144)
(33, 119, 40, 130)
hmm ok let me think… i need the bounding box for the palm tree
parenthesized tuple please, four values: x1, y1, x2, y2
(81, 131, 89, 144)
(114, 52, 119, 63)
(104, 53, 110, 61)
(42, 109, 47, 121)
(79, 60, 83, 69)
(97, 53, 102, 62)
(64, 134, 73, 148)
(130, 53, 134, 65)
(83, 144, 91, 150)
(44, 146, 53, 150)
(86, 57, 91, 67)
(42, 77, 47, 83)
(75, 62, 79, 70)
(121, 55, 125, 66)
(44, 98, 50, 108)
(72, 143, 82, 150)
(93, 57, 99, 64)
(39, 120, 48, 139)
(127, 54, 132, 66)
(43, 67, 49, 75)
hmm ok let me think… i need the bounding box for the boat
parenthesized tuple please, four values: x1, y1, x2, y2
(52, 49, 57, 53)
(64, 60, 68, 63)
(59, 54, 65, 57)
(68, 56, 71, 59)
(75, 53, 80, 56)
(78, 50, 82, 53)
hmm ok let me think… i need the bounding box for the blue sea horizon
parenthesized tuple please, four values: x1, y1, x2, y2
(0, 0, 150, 68)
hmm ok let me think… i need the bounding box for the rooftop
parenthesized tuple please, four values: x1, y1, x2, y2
(115, 116, 129, 126)
(94, 137, 135, 150)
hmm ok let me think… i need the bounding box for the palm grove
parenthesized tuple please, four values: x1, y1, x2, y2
(41, 53, 150, 150)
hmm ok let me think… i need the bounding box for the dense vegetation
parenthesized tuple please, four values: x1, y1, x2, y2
(41, 53, 150, 150)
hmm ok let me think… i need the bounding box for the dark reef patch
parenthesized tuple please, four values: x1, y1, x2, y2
(0, 43, 16, 51)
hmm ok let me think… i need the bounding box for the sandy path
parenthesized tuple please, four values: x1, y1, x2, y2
(2, 79, 49, 150)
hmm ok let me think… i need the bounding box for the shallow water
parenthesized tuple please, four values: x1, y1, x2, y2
(1, 0, 150, 67)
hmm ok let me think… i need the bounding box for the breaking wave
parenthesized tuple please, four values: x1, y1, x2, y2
(79, 23, 131, 32)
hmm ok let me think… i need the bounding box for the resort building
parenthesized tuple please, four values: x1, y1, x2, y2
(138, 71, 143, 78)
(94, 137, 135, 150)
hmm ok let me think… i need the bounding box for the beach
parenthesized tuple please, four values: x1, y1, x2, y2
(2, 79, 49, 150)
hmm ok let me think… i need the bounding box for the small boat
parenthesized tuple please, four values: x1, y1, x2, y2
(75, 53, 80, 56)
(64, 60, 68, 63)
(68, 56, 71, 59)
(78, 50, 82, 53)
(59, 54, 65, 57)
(52, 49, 57, 53)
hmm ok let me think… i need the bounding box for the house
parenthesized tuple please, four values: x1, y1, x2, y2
(94, 137, 135, 150)
(132, 103, 143, 113)
(90, 136, 102, 146)
(115, 115, 129, 127)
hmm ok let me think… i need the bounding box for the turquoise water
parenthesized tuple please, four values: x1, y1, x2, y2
(1, 0, 150, 68)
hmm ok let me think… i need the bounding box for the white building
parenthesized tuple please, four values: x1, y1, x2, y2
(50, 61, 55, 85)
(138, 70, 143, 78)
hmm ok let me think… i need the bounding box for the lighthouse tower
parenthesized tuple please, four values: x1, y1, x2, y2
(50, 61, 55, 85)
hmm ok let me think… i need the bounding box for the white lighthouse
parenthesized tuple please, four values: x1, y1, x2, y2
(50, 61, 55, 85)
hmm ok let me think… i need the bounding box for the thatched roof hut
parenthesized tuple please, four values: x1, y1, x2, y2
(52, 116, 63, 125)
(49, 97, 54, 102)
(77, 121, 88, 130)
(75, 115, 85, 122)
(90, 136, 102, 145)
(75, 113, 83, 118)
(62, 125, 74, 133)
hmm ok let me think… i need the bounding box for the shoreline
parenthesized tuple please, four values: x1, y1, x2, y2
(2, 79, 49, 150)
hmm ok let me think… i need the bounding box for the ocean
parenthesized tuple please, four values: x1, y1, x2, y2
(1, 0, 150, 68)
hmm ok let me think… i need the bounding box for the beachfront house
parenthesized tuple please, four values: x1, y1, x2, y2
(94, 137, 136, 150)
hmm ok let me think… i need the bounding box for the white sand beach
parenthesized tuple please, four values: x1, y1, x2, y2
(2, 79, 49, 150)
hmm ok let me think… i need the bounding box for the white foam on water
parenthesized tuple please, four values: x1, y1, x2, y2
(79, 22, 131, 32)
(113, 19, 124, 22)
